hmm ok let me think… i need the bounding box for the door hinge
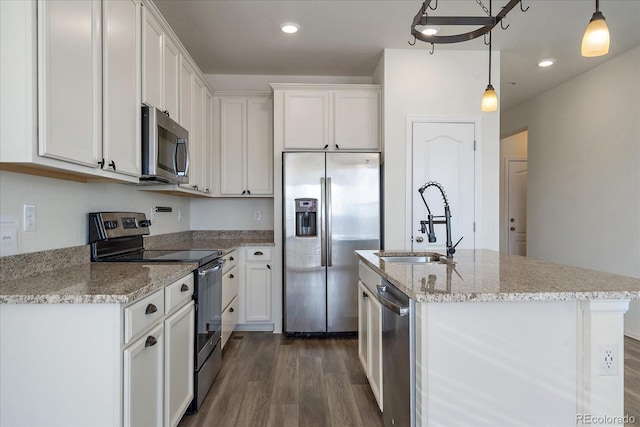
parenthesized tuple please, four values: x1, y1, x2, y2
(473, 140, 477, 151)
(473, 222, 476, 232)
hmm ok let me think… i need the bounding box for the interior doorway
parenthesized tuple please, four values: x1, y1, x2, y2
(500, 130, 528, 255)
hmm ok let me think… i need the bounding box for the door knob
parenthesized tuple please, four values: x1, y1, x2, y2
(510, 218, 515, 222)
(416, 236, 424, 243)
(510, 226, 516, 231)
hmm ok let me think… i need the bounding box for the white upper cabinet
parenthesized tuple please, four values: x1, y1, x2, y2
(103, 0, 141, 177)
(283, 91, 329, 150)
(38, 0, 102, 167)
(163, 35, 180, 121)
(141, 3, 179, 121)
(274, 84, 381, 151)
(141, 4, 162, 110)
(217, 94, 273, 196)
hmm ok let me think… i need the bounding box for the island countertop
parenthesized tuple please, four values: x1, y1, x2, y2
(355, 249, 640, 303)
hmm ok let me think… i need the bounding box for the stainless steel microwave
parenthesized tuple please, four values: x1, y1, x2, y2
(141, 106, 189, 184)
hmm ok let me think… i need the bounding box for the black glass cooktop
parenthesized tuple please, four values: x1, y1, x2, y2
(105, 249, 222, 266)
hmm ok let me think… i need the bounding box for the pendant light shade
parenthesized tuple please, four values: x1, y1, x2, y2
(581, 0, 610, 57)
(481, 31, 498, 112)
(481, 84, 499, 112)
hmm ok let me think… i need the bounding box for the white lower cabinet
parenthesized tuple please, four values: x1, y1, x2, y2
(164, 301, 195, 427)
(221, 250, 239, 348)
(0, 272, 195, 426)
(244, 247, 273, 323)
(222, 296, 239, 347)
(124, 323, 164, 427)
(358, 269, 383, 411)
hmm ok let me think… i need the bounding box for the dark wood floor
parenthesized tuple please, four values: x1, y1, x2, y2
(180, 333, 640, 427)
(179, 332, 383, 427)
(625, 336, 640, 425)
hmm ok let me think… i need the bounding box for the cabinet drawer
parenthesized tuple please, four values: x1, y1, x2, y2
(359, 261, 381, 296)
(165, 273, 194, 314)
(246, 247, 272, 262)
(221, 265, 239, 310)
(222, 250, 238, 273)
(124, 290, 165, 344)
(221, 296, 239, 348)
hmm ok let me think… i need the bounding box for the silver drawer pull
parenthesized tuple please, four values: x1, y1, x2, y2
(180, 284, 189, 292)
(145, 303, 158, 315)
(145, 336, 157, 348)
(254, 251, 263, 256)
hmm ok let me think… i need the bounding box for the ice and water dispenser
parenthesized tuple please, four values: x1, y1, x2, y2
(295, 198, 317, 237)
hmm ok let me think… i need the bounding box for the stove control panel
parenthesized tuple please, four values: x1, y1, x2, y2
(88, 212, 151, 243)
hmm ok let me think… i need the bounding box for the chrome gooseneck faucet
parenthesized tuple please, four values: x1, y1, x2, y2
(418, 181, 463, 258)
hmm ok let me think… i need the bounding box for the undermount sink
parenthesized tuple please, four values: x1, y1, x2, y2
(379, 252, 452, 265)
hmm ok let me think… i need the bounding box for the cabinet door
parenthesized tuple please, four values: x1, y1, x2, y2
(102, 0, 141, 177)
(358, 281, 369, 372)
(188, 75, 205, 191)
(203, 88, 214, 194)
(123, 323, 164, 427)
(283, 91, 329, 150)
(141, 4, 163, 109)
(178, 58, 193, 189)
(219, 98, 246, 195)
(164, 302, 194, 427)
(368, 290, 383, 410)
(163, 35, 180, 120)
(38, 0, 102, 167)
(244, 263, 272, 322)
(333, 90, 380, 150)
(246, 97, 273, 195)
(221, 295, 239, 348)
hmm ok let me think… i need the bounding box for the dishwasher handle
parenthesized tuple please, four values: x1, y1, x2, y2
(377, 285, 410, 316)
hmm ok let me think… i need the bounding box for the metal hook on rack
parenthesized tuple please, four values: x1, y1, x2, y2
(408, 35, 417, 46)
(429, 43, 435, 55)
(483, 33, 490, 46)
(520, 0, 530, 12)
(427, 0, 438, 11)
(500, 18, 510, 30)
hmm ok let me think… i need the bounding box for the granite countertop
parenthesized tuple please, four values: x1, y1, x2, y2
(144, 230, 275, 254)
(356, 249, 640, 303)
(0, 262, 197, 304)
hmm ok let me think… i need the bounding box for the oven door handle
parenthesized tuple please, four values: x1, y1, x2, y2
(198, 261, 224, 277)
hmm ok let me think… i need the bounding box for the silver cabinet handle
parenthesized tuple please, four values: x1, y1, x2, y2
(320, 177, 326, 267)
(416, 236, 424, 243)
(327, 177, 332, 267)
(145, 303, 157, 315)
(180, 284, 189, 292)
(145, 336, 157, 348)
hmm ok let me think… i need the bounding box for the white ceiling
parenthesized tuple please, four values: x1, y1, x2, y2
(154, 0, 640, 110)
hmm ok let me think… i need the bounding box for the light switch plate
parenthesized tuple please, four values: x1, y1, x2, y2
(23, 204, 36, 231)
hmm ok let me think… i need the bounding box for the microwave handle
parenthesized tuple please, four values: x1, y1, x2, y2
(174, 139, 189, 177)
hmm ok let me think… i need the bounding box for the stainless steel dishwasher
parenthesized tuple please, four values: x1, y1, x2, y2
(377, 279, 415, 427)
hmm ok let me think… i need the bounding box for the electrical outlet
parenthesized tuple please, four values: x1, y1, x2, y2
(254, 210, 262, 221)
(597, 343, 618, 376)
(23, 204, 36, 232)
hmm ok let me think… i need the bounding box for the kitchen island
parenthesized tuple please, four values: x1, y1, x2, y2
(356, 249, 640, 427)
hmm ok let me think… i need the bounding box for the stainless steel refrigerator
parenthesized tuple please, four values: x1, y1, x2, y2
(284, 152, 381, 333)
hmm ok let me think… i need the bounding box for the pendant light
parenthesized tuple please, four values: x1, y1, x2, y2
(581, 0, 610, 57)
(481, 31, 498, 112)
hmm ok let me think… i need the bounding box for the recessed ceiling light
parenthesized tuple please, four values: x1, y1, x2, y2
(538, 59, 555, 67)
(420, 26, 440, 36)
(281, 22, 300, 34)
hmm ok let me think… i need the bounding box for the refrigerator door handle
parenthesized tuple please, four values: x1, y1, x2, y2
(320, 177, 326, 267)
(327, 177, 332, 267)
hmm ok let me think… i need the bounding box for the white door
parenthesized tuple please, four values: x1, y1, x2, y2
(506, 159, 528, 256)
(411, 122, 475, 251)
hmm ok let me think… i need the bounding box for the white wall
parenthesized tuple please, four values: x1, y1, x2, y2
(501, 46, 640, 338)
(0, 171, 191, 254)
(380, 49, 501, 250)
